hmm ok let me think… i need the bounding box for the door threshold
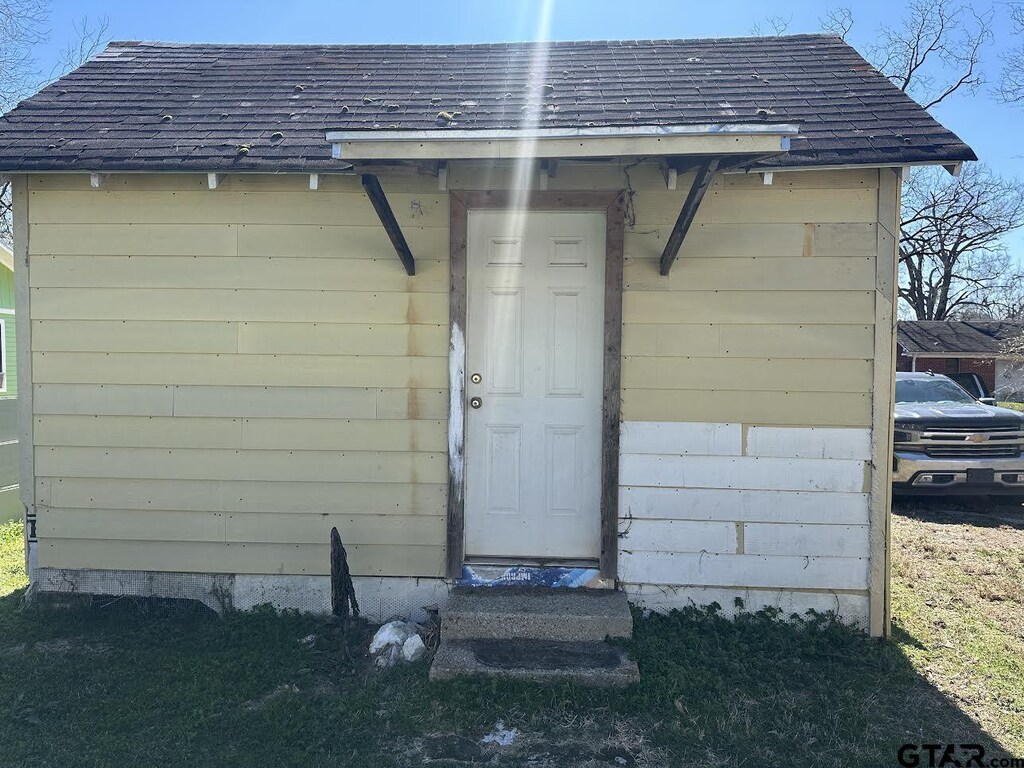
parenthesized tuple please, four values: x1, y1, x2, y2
(458, 562, 611, 590)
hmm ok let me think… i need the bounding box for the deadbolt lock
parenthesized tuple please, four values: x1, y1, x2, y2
(470, 372, 482, 384)
(470, 397, 483, 409)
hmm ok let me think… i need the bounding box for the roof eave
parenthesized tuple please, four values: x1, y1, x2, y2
(326, 123, 799, 161)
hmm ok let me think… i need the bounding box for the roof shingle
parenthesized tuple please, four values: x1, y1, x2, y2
(897, 321, 1024, 356)
(0, 35, 976, 173)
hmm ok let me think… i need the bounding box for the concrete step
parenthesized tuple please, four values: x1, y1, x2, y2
(441, 587, 633, 642)
(429, 639, 639, 686)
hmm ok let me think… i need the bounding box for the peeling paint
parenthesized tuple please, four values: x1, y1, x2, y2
(448, 322, 465, 501)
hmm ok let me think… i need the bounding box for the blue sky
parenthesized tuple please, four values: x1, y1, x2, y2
(29, 0, 1024, 252)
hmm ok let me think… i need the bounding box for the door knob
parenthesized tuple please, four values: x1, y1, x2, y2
(470, 397, 483, 409)
(470, 372, 482, 384)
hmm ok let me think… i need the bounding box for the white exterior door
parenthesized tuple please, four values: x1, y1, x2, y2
(464, 210, 606, 561)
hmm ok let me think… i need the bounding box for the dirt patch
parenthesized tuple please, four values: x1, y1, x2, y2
(32, 638, 112, 656)
(242, 683, 300, 712)
(399, 715, 666, 767)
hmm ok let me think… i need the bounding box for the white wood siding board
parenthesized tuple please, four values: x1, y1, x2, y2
(33, 353, 449, 389)
(743, 523, 870, 557)
(745, 427, 872, 460)
(618, 488, 870, 524)
(35, 447, 447, 484)
(30, 289, 448, 324)
(622, 584, 869, 625)
(30, 255, 449, 293)
(34, 384, 174, 416)
(619, 455, 866, 493)
(43, 477, 447, 515)
(620, 421, 742, 456)
(619, 551, 869, 590)
(619, 519, 738, 554)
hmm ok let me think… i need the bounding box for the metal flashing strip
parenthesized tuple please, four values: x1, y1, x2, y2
(328, 123, 799, 161)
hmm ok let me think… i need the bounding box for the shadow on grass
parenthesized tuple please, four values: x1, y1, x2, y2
(0, 588, 1014, 767)
(893, 496, 1024, 529)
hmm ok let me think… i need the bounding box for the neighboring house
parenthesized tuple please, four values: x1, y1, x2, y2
(0, 36, 975, 637)
(897, 320, 1024, 401)
(0, 242, 18, 523)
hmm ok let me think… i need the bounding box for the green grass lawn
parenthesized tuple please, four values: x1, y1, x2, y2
(0, 513, 1021, 767)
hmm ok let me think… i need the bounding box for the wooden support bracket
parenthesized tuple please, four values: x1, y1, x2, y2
(539, 159, 559, 190)
(309, 173, 319, 190)
(207, 173, 220, 190)
(661, 161, 678, 190)
(659, 157, 720, 276)
(360, 174, 416, 276)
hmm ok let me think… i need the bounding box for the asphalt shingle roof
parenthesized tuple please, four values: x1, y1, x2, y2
(897, 321, 1024, 356)
(0, 35, 976, 173)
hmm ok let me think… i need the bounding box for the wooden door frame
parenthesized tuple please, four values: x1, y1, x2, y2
(446, 189, 625, 581)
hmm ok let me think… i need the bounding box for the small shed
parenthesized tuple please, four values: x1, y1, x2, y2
(897, 320, 1024, 400)
(0, 36, 976, 636)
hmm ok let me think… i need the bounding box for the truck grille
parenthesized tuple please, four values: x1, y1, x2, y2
(902, 425, 1024, 458)
(924, 445, 1021, 458)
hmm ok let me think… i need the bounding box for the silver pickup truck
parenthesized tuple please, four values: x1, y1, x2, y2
(893, 371, 1024, 495)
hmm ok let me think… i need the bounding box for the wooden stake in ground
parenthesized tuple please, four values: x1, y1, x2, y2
(330, 527, 359, 622)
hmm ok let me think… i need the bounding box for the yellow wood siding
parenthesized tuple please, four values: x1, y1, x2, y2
(619, 165, 878, 428)
(29, 173, 449, 577)
(27, 164, 884, 578)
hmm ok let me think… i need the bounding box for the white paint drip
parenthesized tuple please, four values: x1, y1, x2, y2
(448, 322, 465, 500)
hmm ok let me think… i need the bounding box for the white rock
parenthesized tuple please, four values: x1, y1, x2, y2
(401, 634, 426, 662)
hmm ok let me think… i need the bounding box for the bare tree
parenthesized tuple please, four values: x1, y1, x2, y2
(750, 15, 791, 37)
(820, 7, 854, 40)
(998, 3, 1024, 103)
(899, 165, 1024, 319)
(869, 0, 991, 110)
(0, 0, 48, 114)
(0, 0, 48, 249)
(48, 15, 110, 81)
(0, 6, 110, 249)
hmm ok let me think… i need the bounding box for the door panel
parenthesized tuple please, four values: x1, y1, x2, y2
(465, 210, 606, 560)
